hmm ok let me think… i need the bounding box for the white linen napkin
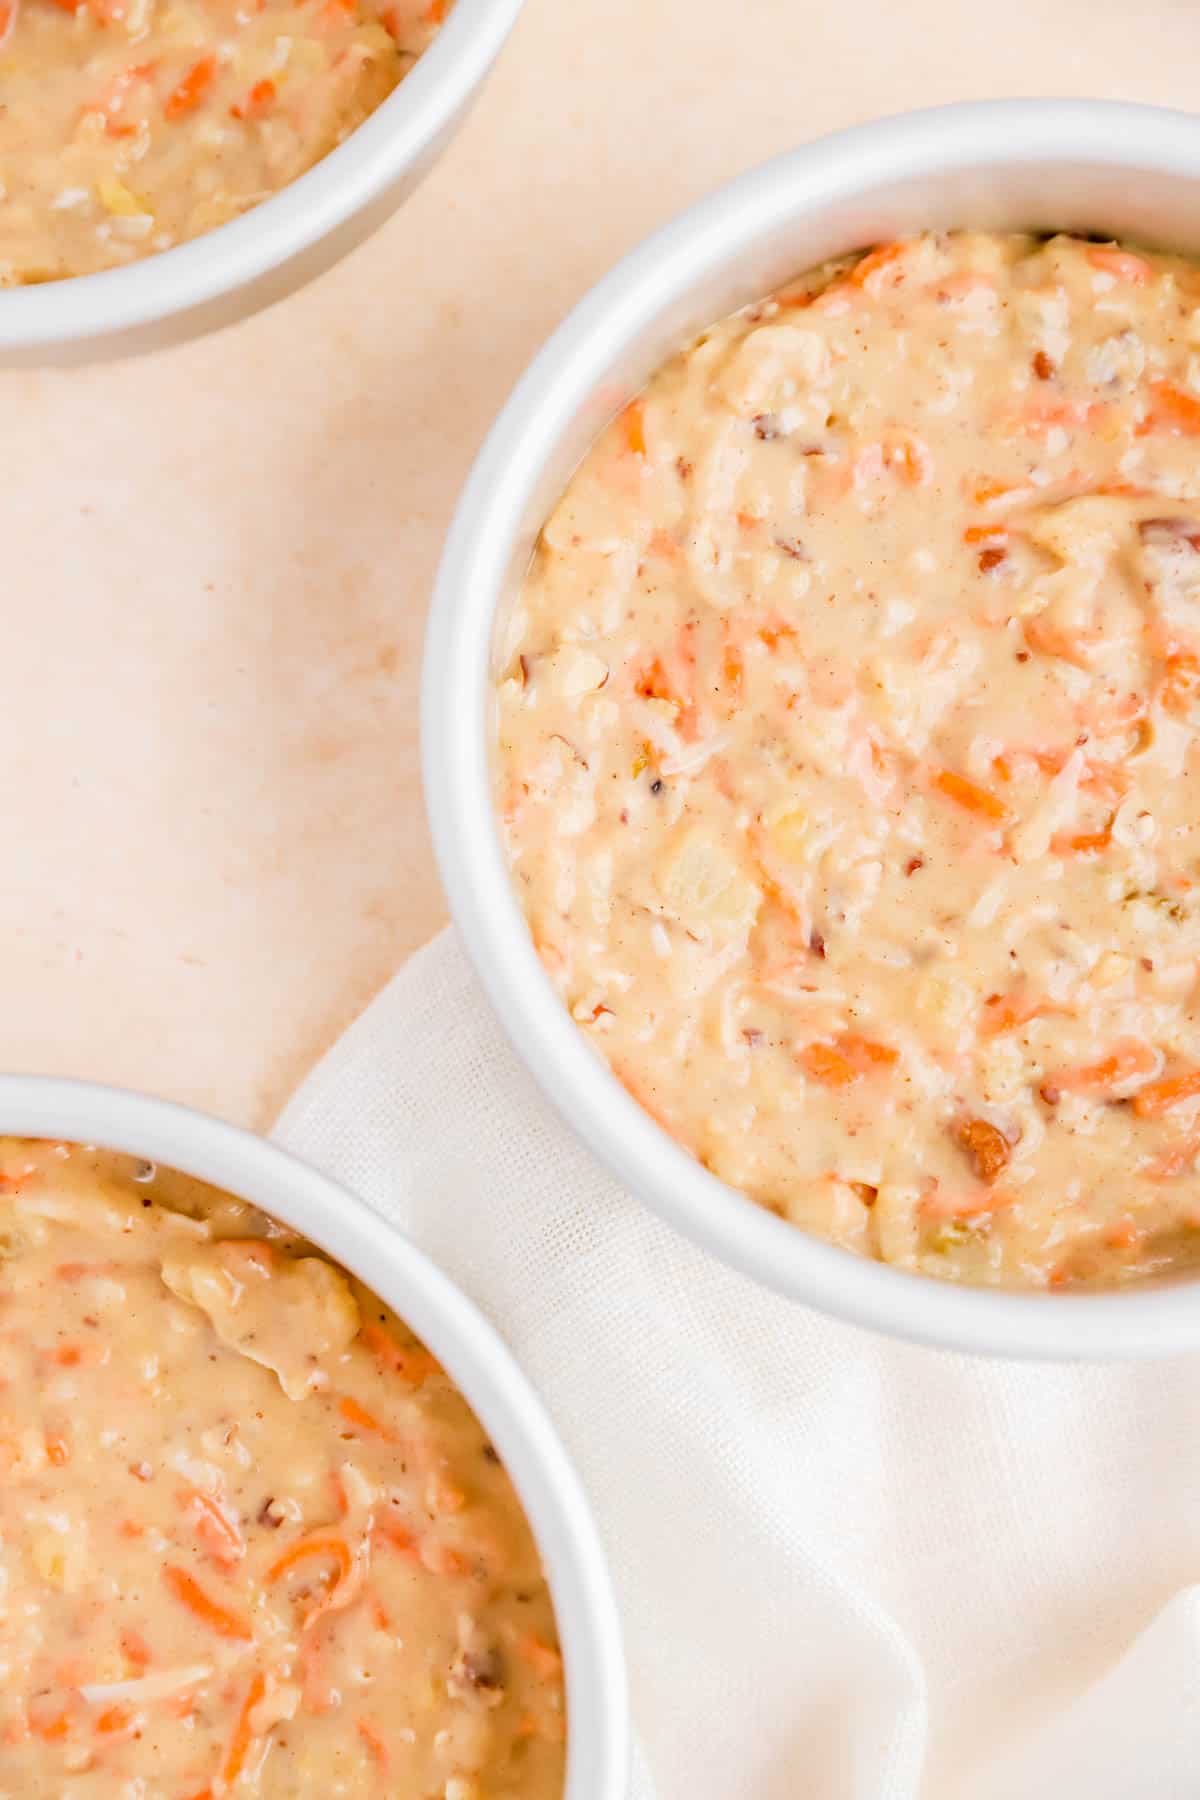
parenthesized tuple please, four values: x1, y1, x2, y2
(274, 928, 1200, 1800)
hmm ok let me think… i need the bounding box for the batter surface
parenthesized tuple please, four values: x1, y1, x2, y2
(0, 0, 446, 281)
(0, 1139, 565, 1796)
(496, 233, 1200, 1289)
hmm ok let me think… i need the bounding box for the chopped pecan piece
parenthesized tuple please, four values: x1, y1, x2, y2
(953, 1117, 1012, 1183)
(1138, 516, 1200, 552)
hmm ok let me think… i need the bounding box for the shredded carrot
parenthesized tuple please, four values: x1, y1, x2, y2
(375, 1514, 420, 1560)
(973, 477, 1023, 506)
(1041, 1039, 1160, 1102)
(979, 990, 1065, 1037)
(646, 527, 682, 563)
(219, 1670, 267, 1791)
(268, 1531, 359, 1628)
(1049, 829, 1112, 856)
(360, 1323, 441, 1387)
(357, 1718, 389, 1768)
(920, 1185, 1014, 1221)
(883, 430, 932, 484)
(121, 1627, 151, 1670)
(420, 1540, 471, 1578)
(164, 55, 216, 121)
(931, 767, 1010, 823)
(517, 1633, 564, 1683)
(45, 1430, 70, 1466)
(28, 1707, 72, 1742)
(635, 658, 678, 704)
(722, 638, 744, 697)
(96, 1704, 134, 1736)
(268, 1531, 353, 1587)
(337, 1394, 397, 1441)
(1086, 245, 1152, 285)
(848, 241, 907, 292)
(1023, 614, 1100, 668)
(1133, 1067, 1200, 1119)
(1146, 1134, 1200, 1180)
(183, 1487, 246, 1569)
(619, 400, 647, 458)
(1144, 380, 1200, 436)
(963, 523, 1007, 544)
(162, 1565, 253, 1642)
(1014, 398, 1101, 435)
(798, 1033, 898, 1087)
(1161, 651, 1200, 716)
(1105, 1218, 1141, 1250)
(230, 78, 276, 121)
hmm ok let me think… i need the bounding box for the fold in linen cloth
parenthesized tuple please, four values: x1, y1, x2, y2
(274, 928, 1200, 1800)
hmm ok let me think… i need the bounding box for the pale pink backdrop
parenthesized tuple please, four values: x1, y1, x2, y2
(5, 0, 1196, 1124)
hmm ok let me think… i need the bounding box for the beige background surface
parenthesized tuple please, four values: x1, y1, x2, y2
(4, 0, 1198, 1127)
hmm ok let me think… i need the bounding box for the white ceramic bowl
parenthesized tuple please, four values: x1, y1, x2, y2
(0, 1075, 628, 1796)
(0, 0, 523, 365)
(424, 98, 1200, 1361)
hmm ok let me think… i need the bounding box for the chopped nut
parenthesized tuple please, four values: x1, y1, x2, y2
(953, 1117, 1012, 1182)
(1138, 516, 1200, 553)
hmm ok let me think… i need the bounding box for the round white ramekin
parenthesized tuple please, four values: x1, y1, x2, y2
(0, 1075, 628, 1797)
(424, 98, 1200, 1361)
(0, 0, 523, 364)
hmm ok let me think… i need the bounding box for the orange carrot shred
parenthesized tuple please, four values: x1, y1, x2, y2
(164, 55, 216, 121)
(620, 399, 647, 458)
(360, 1323, 441, 1387)
(162, 1565, 253, 1642)
(518, 1633, 564, 1683)
(268, 1531, 353, 1587)
(1133, 1067, 1200, 1119)
(848, 241, 907, 291)
(1146, 1135, 1200, 1180)
(1041, 1039, 1159, 1103)
(183, 1487, 245, 1569)
(270, 1531, 359, 1628)
(220, 1670, 267, 1789)
(1161, 651, 1200, 716)
(1086, 245, 1151, 285)
(231, 77, 275, 120)
(931, 767, 1010, 823)
(1146, 380, 1200, 437)
(357, 1718, 389, 1768)
(799, 1033, 898, 1087)
(980, 990, 1064, 1037)
(338, 1394, 397, 1441)
(1049, 829, 1112, 856)
(96, 1705, 133, 1735)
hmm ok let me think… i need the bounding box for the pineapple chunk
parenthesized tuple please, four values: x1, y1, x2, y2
(161, 1243, 359, 1401)
(655, 832, 761, 936)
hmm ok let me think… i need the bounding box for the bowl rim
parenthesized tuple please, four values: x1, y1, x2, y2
(0, 0, 524, 352)
(0, 1074, 629, 1799)
(424, 97, 1200, 1361)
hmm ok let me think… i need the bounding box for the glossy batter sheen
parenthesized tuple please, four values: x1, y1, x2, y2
(496, 232, 1200, 1290)
(0, 0, 447, 282)
(0, 1140, 565, 1797)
